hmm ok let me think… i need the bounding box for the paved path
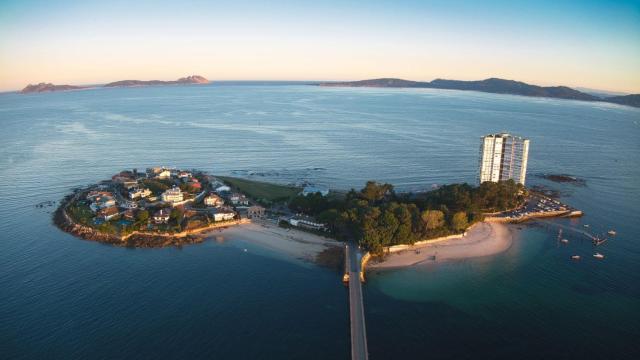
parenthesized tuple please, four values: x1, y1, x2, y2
(346, 244, 368, 360)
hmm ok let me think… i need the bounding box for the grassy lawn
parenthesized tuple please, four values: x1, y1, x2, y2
(217, 176, 301, 203)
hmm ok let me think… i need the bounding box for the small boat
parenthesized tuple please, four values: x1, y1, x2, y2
(607, 230, 616, 236)
(583, 224, 590, 228)
(561, 239, 569, 244)
(593, 237, 607, 246)
(243, 248, 248, 252)
(571, 255, 581, 260)
(593, 253, 604, 259)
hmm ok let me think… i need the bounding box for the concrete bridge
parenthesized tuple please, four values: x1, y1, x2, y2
(344, 244, 369, 360)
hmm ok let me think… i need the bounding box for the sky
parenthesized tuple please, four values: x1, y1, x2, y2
(0, 0, 639, 93)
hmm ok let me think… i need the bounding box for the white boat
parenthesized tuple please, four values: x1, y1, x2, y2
(571, 255, 581, 260)
(593, 253, 604, 259)
(607, 230, 616, 236)
(583, 224, 590, 228)
(561, 239, 569, 244)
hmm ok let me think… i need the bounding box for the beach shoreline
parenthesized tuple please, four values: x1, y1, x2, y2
(368, 222, 513, 269)
(212, 220, 344, 265)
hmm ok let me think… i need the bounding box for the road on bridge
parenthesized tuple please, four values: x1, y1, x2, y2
(347, 244, 368, 360)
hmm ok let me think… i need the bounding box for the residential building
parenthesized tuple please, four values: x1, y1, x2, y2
(229, 193, 249, 206)
(247, 205, 266, 219)
(123, 209, 137, 221)
(288, 216, 327, 231)
(478, 133, 530, 185)
(215, 185, 231, 193)
(89, 195, 116, 212)
(187, 180, 202, 190)
(129, 187, 152, 199)
(178, 171, 192, 181)
(156, 169, 171, 179)
(212, 209, 235, 222)
(204, 193, 224, 207)
(97, 206, 119, 221)
(302, 185, 329, 197)
(153, 209, 170, 224)
(120, 200, 138, 209)
(161, 186, 184, 204)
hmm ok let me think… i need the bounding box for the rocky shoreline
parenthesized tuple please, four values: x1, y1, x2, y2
(54, 191, 206, 248)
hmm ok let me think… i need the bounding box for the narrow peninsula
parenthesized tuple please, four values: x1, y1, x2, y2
(54, 167, 582, 269)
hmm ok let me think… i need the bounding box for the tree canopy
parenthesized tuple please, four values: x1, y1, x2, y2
(287, 180, 525, 255)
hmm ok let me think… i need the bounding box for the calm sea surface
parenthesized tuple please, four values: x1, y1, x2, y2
(1, 83, 639, 359)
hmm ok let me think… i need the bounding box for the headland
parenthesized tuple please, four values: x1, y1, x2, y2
(54, 167, 583, 270)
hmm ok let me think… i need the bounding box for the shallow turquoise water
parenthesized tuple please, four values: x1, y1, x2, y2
(1, 83, 639, 359)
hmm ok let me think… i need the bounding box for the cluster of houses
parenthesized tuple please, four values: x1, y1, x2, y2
(80, 167, 333, 234)
(201, 183, 263, 222)
(82, 167, 270, 228)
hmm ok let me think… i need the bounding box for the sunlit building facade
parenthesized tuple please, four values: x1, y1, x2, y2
(478, 133, 529, 185)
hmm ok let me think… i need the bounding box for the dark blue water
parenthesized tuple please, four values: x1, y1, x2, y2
(1, 84, 639, 359)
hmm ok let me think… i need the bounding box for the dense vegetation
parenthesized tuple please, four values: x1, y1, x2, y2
(289, 180, 525, 254)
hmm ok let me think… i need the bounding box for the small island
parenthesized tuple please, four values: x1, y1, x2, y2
(21, 83, 86, 94)
(104, 75, 209, 87)
(20, 75, 209, 94)
(54, 168, 582, 269)
(536, 173, 587, 186)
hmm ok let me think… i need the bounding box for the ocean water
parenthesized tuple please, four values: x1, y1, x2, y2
(1, 83, 639, 359)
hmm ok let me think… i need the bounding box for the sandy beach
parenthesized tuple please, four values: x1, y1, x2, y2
(211, 220, 343, 263)
(369, 222, 513, 269)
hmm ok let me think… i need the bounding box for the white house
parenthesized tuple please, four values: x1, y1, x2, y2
(89, 195, 116, 212)
(156, 169, 171, 179)
(213, 210, 235, 222)
(229, 193, 249, 206)
(121, 200, 138, 209)
(161, 186, 184, 204)
(215, 185, 231, 193)
(288, 216, 326, 231)
(129, 187, 152, 199)
(302, 186, 329, 197)
(97, 206, 119, 221)
(204, 193, 224, 207)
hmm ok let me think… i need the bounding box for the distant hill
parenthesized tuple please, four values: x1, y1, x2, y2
(21, 83, 85, 94)
(320, 77, 639, 107)
(603, 94, 640, 108)
(104, 75, 209, 87)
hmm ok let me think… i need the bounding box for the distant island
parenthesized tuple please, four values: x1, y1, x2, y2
(20, 83, 86, 94)
(104, 75, 209, 87)
(319, 77, 640, 108)
(20, 75, 209, 94)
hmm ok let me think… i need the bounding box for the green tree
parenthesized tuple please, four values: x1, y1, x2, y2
(451, 211, 468, 232)
(170, 208, 183, 224)
(360, 181, 394, 203)
(421, 210, 445, 230)
(136, 210, 149, 223)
